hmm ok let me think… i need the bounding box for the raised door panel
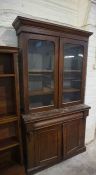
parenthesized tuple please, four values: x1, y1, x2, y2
(63, 117, 86, 158)
(34, 125, 62, 167)
(59, 38, 88, 107)
(20, 33, 59, 113)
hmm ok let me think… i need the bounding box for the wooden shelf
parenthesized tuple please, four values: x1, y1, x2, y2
(63, 88, 80, 93)
(0, 137, 19, 151)
(29, 87, 54, 96)
(0, 164, 26, 175)
(29, 69, 53, 74)
(64, 70, 81, 73)
(0, 74, 15, 78)
(0, 115, 18, 124)
(0, 46, 23, 166)
(64, 78, 81, 81)
(29, 74, 52, 77)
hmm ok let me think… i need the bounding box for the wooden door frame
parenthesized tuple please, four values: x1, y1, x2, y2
(20, 33, 59, 113)
(59, 37, 88, 108)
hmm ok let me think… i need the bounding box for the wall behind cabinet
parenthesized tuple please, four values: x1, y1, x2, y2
(0, 0, 96, 143)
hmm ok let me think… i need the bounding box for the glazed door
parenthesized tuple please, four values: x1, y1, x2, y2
(59, 38, 88, 107)
(23, 34, 59, 112)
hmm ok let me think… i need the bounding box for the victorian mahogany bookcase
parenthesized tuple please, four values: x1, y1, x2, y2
(13, 16, 92, 174)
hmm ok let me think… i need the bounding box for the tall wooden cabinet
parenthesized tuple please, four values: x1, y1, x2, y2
(0, 46, 24, 173)
(13, 16, 92, 174)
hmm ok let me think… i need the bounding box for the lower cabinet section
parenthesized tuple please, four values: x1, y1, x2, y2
(22, 106, 90, 174)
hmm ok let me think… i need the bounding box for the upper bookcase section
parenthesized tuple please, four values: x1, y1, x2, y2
(12, 16, 92, 112)
(13, 16, 92, 41)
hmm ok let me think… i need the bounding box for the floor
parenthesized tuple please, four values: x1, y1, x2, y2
(35, 140, 96, 175)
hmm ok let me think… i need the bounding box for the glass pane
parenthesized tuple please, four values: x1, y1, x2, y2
(63, 43, 83, 103)
(28, 39, 54, 108)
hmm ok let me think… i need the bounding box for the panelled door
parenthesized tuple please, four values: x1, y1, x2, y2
(63, 116, 86, 158)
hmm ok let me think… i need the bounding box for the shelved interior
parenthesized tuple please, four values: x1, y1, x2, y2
(63, 43, 83, 103)
(0, 50, 21, 169)
(26, 39, 85, 107)
(0, 53, 14, 75)
(0, 78, 16, 116)
(28, 39, 55, 108)
(0, 121, 19, 151)
(0, 147, 20, 170)
(0, 52, 16, 117)
(0, 121, 20, 167)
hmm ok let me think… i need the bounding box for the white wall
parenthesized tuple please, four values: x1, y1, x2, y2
(0, 0, 78, 46)
(85, 26, 96, 143)
(78, 0, 90, 27)
(0, 0, 96, 143)
(81, 1, 96, 143)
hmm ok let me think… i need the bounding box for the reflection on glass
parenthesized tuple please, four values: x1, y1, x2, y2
(63, 43, 83, 103)
(28, 39, 54, 108)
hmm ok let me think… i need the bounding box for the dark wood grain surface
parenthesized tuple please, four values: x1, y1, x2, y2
(13, 16, 91, 174)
